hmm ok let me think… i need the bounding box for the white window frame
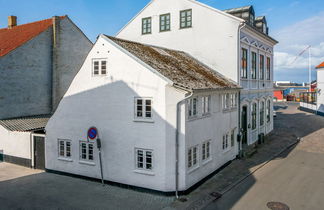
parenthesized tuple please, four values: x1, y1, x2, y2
(188, 97, 198, 118)
(135, 148, 153, 171)
(134, 97, 153, 120)
(202, 140, 211, 161)
(92, 58, 108, 76)
(58, 139, 71, 159)
(79, 141, 94, 162)
(188, 145, 199, 169)
(202, 96, 210, 115)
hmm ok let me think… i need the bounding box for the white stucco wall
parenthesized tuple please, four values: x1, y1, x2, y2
(46, 36, 174, 192)
(184, 90, 239, 189)
(0, 126, 31, 160)
(317, 69, 324, 114)
(117, 0, 242, 82)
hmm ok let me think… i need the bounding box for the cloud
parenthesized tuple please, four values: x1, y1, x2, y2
(273, 12, 324, 78)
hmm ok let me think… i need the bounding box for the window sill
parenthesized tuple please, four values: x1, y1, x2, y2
(79, 161, 95, 166)
(187, 165, 199, 174)
(133, 119, 154, 123)
(222, 147, 233, 154)
(133, 169, 155, 176)
(58, 157, 73, 162)
(222, 107, 237, 113)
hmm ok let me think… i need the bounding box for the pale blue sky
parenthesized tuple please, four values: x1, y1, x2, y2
(1, 0, 323, 82)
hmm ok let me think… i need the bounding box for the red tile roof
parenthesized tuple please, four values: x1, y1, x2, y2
(0, 16, 66, 57)
(316, 62, 324, 69)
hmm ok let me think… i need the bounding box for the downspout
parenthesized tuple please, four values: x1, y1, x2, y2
(175, 85, 193, 199)
(237, 22, 246, 157)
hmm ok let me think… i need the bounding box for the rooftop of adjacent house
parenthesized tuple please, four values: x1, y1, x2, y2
(316, 62, 324, 69)
(105, 35, 240, 91)
(223, 5, 253, 14)
(0, 16, 66, 57)
(0, 115, 51, 132)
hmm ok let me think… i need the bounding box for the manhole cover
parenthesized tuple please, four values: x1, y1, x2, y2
(267, 202, 290, 210)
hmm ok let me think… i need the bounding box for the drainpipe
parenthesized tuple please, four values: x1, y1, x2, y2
(174, 85, 193, 199)
(237, 22, 246, 157)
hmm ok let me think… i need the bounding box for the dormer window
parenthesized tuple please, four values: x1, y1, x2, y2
(263, 23, 267, 34)
(249, 14, 254, 25)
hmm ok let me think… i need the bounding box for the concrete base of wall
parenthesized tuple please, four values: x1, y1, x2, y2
(46, 160, 233, 196)
(3, 154, 31, 168)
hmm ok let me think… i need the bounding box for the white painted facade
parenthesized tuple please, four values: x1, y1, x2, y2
(116, 0, 277, 146)
(45, 35, 239, 192)
(316, 69, 324, 114)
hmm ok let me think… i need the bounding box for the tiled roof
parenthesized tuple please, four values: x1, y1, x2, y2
(105, 35, 240, 90)
(316, 62, 324, 69)
(223, 5, 253, 14)
(0, 16, 66, 57)
(0, 115, 51, 132)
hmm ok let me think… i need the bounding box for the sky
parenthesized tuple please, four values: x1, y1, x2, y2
(0, 0, 323, 83)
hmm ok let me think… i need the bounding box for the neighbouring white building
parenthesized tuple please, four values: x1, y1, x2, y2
(45, 35, 240, 193)
(300, 62, 324, 116)
(116, 0, 278, 148)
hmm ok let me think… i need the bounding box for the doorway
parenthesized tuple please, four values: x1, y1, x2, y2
(34, 136, 45, 170)
(241, 106, 248, 146)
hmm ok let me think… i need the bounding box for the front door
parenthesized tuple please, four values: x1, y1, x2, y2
(241, 106, 248, 145)
(34, 136, 45, 170)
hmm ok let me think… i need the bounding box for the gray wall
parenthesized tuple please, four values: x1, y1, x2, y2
(0, 17, 92, 119)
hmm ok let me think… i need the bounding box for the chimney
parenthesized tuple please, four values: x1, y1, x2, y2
(8, 16, 17, 28)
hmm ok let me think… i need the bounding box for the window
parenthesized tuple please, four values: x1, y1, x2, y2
(252, 103, 257, 130)
(263, 23, 267, 34)
(188, 146, 198, 168)
(250, 14, 254, 25)
(266, 57, 271, 80)
(260, 55, 265, 80)
(180, 9, 192, 29)
(230, 93, 238, 108)
(202, 141, 211, 161)
(135, 98, 152, 119)
(92, 59, 108, 76)
(188, 98, 198, 117)
(58, 139, 71, 158)
(142, 17, 152, 34)
(223, 133, 229, 150)
(241, 48, 248, 78)
(223, 93, 237, 110)
(251, 52, 257, 79)
(266, 100, 271, 123)
(231, 129, 235, 147)
(160, 13, 170, 32)
(260, 101, 265, 126)
(136, 149, 153, 170)
(79, 141, 94, 161)
(202, 96, 210, 115)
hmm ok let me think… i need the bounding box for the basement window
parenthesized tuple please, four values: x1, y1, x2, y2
(92, 59, 108, 76)
(58, 139, 71, 158)
(79, 141, 94, 162)
(135, 149, 153, 170)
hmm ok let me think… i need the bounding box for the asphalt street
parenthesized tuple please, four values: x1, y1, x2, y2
(204, 102, 324, 210)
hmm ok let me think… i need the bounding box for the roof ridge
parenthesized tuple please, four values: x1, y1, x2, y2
(104, 35, 186, 54)
(0, 15, 66, 31)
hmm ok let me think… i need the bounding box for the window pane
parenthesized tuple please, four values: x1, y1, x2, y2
(193, 147, 197, 165)
(93, 61, 99, 75)
(88, 144, 93, 160)
(59, 141, 65, 156)
(188, 149, 192, 168)
(101, 61, 107, 75)
(146, 151, 152, 170)
(207, 142, 210, 158)
(66, 142, 71, 157)
(137, 150, 143, 168)
(81, 143, 87, 159)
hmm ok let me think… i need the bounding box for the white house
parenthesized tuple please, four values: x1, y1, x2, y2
(301, 62, 324, 116)
(0, 16, 92, 168)
(316, 62, 324, 115)
(116, 0, 278, 148)
(45, 35, 240, 193)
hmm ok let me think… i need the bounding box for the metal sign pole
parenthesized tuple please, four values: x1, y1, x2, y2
(96, 138, 104, 185)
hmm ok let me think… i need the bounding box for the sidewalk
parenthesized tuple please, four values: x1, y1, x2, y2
(165, 114, 300, 210)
